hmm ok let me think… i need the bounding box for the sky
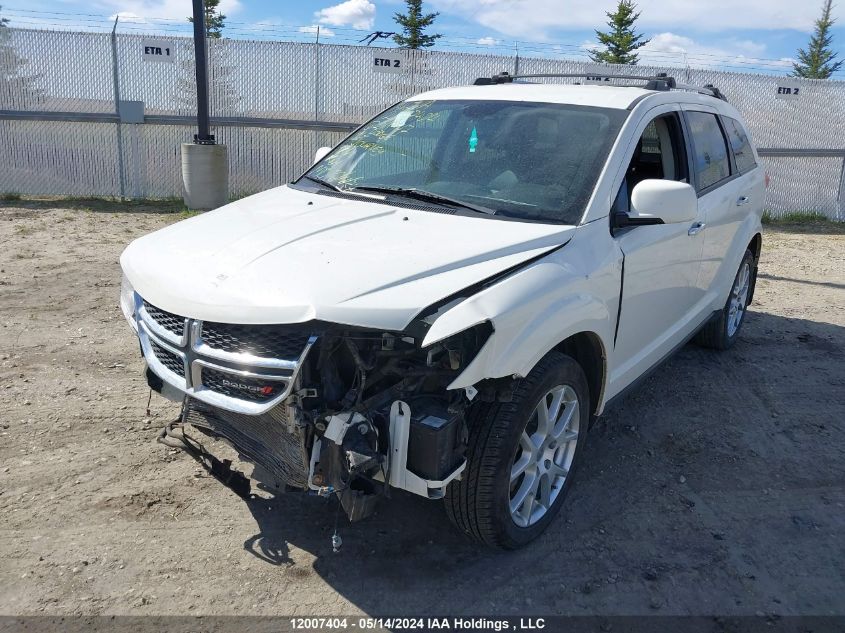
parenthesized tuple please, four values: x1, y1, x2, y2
(3, 0, 845, 76)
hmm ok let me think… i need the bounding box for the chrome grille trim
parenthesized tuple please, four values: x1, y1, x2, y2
(192, 340, 300, 371)
(138, 321, 188, 390)
(138, 301, 188, 347)
(133, 292, 316, 415)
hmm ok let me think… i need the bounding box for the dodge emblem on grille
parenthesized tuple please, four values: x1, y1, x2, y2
(220, 378, 274, 395)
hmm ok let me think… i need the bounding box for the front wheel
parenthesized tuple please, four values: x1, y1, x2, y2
(695, 248, 755, 350)
(445, 351, 590, 549)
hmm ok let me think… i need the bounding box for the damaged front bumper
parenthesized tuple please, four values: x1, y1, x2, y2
(131, 286, 491, 523)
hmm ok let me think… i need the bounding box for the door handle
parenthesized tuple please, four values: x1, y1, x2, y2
(688, 222, 706, 236)
(736, 196, 750, 206)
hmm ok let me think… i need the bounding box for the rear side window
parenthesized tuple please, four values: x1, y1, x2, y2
(686, 111, 731, 191)
(723, 117, 757, 174)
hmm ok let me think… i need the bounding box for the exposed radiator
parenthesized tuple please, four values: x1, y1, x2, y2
(184, 399, 311, 490)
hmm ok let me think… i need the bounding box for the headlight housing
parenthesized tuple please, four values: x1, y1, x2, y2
(419, 320, 493, 372)
(120, 274, 138, 332)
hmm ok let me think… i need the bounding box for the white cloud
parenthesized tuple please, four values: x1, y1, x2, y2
(217, 0, 242, 16)
(103, 0, 242, 22)
(314, 0, 376, 30)
(298, 24, 336, 37)
(639, 32, 794, 71)
(431, 0, 845, 39)
(578, 31, 794, 72)
(111, 11, 147, 23)
(476, 36, 501, 46)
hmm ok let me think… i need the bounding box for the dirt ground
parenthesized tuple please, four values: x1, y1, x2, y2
(0, 202, 843, 618)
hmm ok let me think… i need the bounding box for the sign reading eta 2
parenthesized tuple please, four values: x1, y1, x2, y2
(142, 40, 175, 63)
(374, 56, 403, 74)
(776, 86, 801, 100)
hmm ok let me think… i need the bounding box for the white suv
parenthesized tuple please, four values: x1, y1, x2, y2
(120, 73, 764, 549)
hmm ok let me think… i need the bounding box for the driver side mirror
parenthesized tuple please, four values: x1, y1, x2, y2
(625, 179, 698, 226)
(313, 146, 331, 165)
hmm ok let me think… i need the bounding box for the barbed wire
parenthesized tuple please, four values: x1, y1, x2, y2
(1, 6, 842, 77)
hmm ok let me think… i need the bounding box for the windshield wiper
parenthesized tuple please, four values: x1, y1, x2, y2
(300, 174, 342, 192)
(350, 186, 496, 215)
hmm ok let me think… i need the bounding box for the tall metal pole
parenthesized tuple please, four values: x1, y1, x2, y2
(191, 0, 214, 144)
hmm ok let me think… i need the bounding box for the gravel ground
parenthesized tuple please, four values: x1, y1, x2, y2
(0, 202, 843, 617)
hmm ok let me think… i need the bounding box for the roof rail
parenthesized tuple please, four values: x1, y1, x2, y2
(474, 71, 677, 89)
(473, 71, 728, 101)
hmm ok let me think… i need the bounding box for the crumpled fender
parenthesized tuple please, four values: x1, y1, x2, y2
(422, 233, 619, 392)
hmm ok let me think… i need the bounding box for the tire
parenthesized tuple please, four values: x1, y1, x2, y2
(694, 248, 755, 350)
(445, 351, 590, 549)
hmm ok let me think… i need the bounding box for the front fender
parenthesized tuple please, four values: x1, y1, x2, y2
(422, 238, 619, 392)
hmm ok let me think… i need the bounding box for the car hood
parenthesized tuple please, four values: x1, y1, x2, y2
(120, 185, 576, 330)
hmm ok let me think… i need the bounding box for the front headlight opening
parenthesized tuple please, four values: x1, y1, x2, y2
(431, 321, 494, 372)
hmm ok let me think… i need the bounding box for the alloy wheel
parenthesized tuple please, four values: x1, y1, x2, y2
(509, 384, 580, 528)
(727, 260, 751, 337)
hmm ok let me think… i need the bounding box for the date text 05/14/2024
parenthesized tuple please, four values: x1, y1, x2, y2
(289, 617, 547, 631)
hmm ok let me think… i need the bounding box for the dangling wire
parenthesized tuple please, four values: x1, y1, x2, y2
(331, 494, 343, 553)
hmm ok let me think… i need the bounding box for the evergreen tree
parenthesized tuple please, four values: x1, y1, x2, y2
(393, 0, 441, 49)
(589, 0, 650, 65)
(187, 0, 226, 39)
(792, 0, 842, 79)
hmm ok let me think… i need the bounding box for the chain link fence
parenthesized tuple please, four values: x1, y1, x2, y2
(1, 27, 844, 219)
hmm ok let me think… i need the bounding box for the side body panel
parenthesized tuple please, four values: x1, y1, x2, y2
(688, 107, 766, 311)
(605, 103, 708, 394)
(434, 94, 763, 415)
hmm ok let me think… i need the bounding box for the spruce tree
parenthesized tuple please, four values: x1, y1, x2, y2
(187, 0, 226, 39)
(393, 0, 441, 49)
(792, 0, 842, 79)
(589, 0, 650, 65)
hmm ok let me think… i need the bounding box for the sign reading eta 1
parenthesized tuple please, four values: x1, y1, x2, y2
(142, 40, 175, 63)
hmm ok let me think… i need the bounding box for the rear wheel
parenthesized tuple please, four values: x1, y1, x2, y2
(695, 248, 755, 350)
(445, 351, 589, 549)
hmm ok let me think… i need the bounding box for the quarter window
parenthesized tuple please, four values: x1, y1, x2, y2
(723, 117, 757, 174)
(686, 111, 731, 191)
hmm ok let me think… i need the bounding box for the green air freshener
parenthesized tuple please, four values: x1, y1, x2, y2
(468, 127, 478, 153)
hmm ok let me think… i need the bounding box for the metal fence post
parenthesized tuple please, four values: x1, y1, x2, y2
(409, 48, 417, 97)
(315, 26, 321, 122)
(314, 27, 321, 150)
(836, 156, 841, 220)
(110, 17, 127, 200)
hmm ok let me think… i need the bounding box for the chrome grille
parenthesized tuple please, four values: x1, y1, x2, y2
(134, 293, 316, 415)
(200, 322, 311, 359)
(150, 339, 185, 378)
(143, 301, 186, 338)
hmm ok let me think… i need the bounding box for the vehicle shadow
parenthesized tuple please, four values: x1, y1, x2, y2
(232, 309, 845, 616)
(757, 272, 845, 290)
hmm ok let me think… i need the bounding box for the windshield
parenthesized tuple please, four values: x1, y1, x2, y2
(297, 99, 627, 224)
